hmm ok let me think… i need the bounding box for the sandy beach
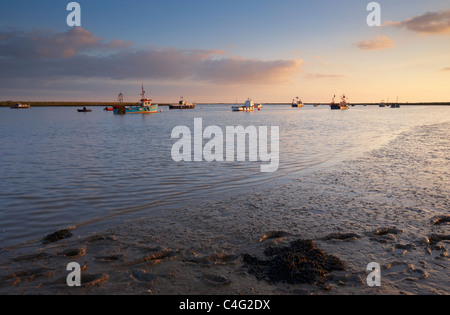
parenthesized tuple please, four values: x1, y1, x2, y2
(0, 121, 448, 295)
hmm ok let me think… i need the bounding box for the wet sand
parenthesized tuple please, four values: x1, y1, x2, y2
(0, 122, 449, 295)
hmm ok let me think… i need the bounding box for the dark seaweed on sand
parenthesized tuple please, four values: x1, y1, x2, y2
(242, 239, 345, 285)
(42, 228, 73, 245)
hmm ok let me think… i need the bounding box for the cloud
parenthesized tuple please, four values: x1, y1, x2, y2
(384, 10, 450, 35)
(197, 57, 303, 84)
(305, 74, 344, 80)
(355, 35, 394, 50)
(0, 27, 128, 59)
(443, 67, 450, 71)
(107, 39, 133, 49)
(0, 28, 302, 85)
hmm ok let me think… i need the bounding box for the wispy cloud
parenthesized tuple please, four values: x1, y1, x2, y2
(355, 35, 394, 50)
(198, 57, 303, 84)
(314, 56, 329, 66)
(0, 27, 302, 85)
(384, 9, 450, 35)
(305, 73, 344, 80)
(443, 67, 450, 71)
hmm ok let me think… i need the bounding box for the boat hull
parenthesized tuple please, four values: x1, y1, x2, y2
(169, 105, 196, 110)
(113, 104, 158, 114)
(232, 106, 254, 112)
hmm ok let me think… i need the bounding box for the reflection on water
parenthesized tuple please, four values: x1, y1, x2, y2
(0, 105, 449, 247)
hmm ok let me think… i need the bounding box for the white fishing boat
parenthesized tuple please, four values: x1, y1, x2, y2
(170, 97, 196, 110)
(232, 98, 255, 112)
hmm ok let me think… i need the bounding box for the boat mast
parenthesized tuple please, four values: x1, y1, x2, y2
(141, 84, 146, 100)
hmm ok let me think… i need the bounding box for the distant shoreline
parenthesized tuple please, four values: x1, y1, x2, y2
(1, 101, 450, 107)
(0, 101, 163, 107)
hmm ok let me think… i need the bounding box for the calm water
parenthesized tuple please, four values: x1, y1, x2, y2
(1, 105, 449, 248)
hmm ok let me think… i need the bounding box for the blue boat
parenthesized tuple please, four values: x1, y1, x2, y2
(329, 95, 340, 110)
(114, 85, 158, 115)
(390, 97, 400, 108)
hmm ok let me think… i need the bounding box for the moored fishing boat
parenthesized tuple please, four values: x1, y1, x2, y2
(169, 97, 196, 110)
(10, 103, 30, 109)
(390, 97, 400, 108)
(114, 85, 158, 114)
(329, 95, 340, 110)
(232, 98, 255, 112)
(340, 95, 349, 110)
(291, 97, 303, 108)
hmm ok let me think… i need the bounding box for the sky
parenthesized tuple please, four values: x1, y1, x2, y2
(0, 0, 449, 103)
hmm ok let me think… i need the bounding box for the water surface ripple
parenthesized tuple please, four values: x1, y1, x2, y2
(0, 105, 449, 247)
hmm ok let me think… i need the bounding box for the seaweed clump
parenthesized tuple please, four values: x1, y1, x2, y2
(42, 228, 74, 245)
(242, 239, 345, 285)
